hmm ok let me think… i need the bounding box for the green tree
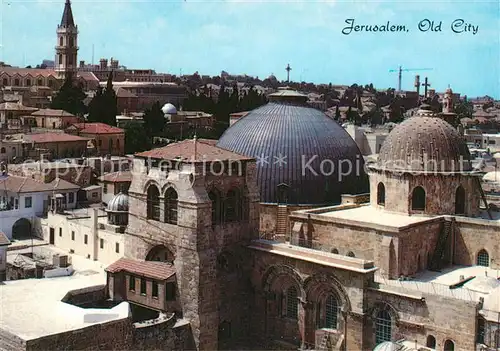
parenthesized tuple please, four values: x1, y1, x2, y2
(51, 76, 87, 116)
(87, 72, 117, 126)
(124, 122, 152, 154)
(143, 101, 165, 137)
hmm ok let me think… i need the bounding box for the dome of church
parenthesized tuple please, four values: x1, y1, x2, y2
(373, 341, 401, 351)
(107, 192, 129, 212)
(216, 92, 368, 205)
(161, 103, 177, 115)
(377, 107, 472, 173)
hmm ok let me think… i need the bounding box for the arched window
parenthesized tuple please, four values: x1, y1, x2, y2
(2, 78, 7, 86)
(0, 147, 5, 154)
(443, 339, 455, 351)
(26, 79, 31, 86)
(411, 186, 426, 211)
(69, 37, 74, 47)
(14, 79, 19, 86)
(146, 185, 160, 221)
(377, 182, 385, 206)
(347, 251, 355, 257)
(59, 37, 63, 46)
(164, 188, 178, 225)
(209, 190, 222, 225)
(375, 310, 392, 344)
(224, 189, 240, 222)
(58, 54, 62, 65)
(285, 286, 298, 319)
(426, 335, 436, 349)
(12, 147, 16, 154)
(324, 294, 338, 329)
(455, 185, 465, 214)
(477, 249, 489, 267)
(331, 248, 339, 254)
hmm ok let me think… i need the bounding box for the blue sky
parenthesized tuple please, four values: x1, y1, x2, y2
(1, 0, 498, 98)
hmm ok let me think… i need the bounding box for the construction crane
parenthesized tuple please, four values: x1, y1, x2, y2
(389, 66, 433, 92)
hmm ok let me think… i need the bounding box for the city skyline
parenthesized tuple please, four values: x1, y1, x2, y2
(0, 0, 499, 98)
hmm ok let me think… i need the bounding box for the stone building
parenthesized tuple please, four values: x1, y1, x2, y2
(65, 122, 125, 156)
(24, 108, 80, 129)
(25, 132, 89, 159)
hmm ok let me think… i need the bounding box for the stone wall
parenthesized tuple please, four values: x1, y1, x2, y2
(25, 318, 133, 351)
(369, 170, 480, 217)
(0, 327, 26, 351)
(454, 217, 500, 269)
(366, 288, 479, 351)
(259, 203, 314, 237)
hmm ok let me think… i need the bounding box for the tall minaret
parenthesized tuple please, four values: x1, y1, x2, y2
(442, 86, 454, 114)
(55, 0, 78, 81)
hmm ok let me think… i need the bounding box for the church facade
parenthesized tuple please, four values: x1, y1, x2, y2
(103, 104, 500, 351)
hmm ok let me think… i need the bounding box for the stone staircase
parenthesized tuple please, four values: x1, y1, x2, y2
(429, 218, 454, 271)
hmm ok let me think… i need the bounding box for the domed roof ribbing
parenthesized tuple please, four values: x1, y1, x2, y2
(107, 192, 129, 212)
(377, 107, 472, 173)
(161, 103, 177, 115)
(217, 92, 368, 205)
(373, 341, 402, 351)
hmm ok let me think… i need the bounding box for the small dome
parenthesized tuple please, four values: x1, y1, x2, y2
(373, 341, 401, 351)
(161, 103, 177, 115)
(107, 192, 129, 212)
(483, 171, 500, 183)
(377, 110, 472, 173)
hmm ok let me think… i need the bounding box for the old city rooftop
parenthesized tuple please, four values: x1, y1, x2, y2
(30, 109, 76, 118)
(98, 170, 133, 183)
(106, 257, 176, 281)
(26, 132, 89, 143)
(0, 175, 80, 193)
(68, 122, 124, 134)
(135, 138, 254, 162)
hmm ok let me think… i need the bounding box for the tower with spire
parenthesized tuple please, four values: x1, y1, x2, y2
(55, 0, 78, 81)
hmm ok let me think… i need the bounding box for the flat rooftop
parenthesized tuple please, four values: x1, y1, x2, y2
(0, 246, 129, 341)
(317, 205, 435, 229)
(375, 265, 500, 305)
(249, 239, 377, 274)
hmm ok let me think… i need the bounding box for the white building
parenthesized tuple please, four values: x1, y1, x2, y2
(0, 175, 80, 240)
(41, 193, 128, 265)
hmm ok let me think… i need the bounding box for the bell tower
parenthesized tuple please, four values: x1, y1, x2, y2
(55, 0, 78, 80)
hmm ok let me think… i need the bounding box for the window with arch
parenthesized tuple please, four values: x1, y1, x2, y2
(443, 339, 454, 351)
(2, 78, 7, 86)
(69, 37, 74, 47)
(0, 147, 5, 154)
(59, 37, 63, 46)
(347, 251, 355, 257)
(285, 286, 298, 319)
(411, 186, 426, 211)
(455, 185, 465, 215)
(477, 249, 489, 267)
(37, 78, 43, 86)
(164, 188, 178, 225)
(375, 310, 392, 344)
(324, 294, 339, 329)
(224, 189, 240, 222)
(14, 79, 19, 86)
(58, 54, 63, 65)
(426, 335, 436, 349)
(12, 147, 16, 154)
(208, 190, 222, 225)
(377, 182, 385, 206)
(26, 79, 31, 86)
(331, 248, 339, 254)
(146, 185, 160, 221)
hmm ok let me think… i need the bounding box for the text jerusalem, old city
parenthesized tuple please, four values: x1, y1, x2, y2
(342, 18, 479, 35)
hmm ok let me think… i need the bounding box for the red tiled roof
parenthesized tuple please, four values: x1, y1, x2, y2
(0, 175, 80, 193)
(0, 231, 11, 246)
(70, 122, 124, 134)
(98, 171, 133, 183)
(30, 108, 76, 118)
(0, 67, 98, 82)
(106, 258, 176, 281)
(27, 132, 88, 143)
(135, 139, 253, 162)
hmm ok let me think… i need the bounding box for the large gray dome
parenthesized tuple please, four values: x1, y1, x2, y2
(217, 100, 368, 205)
